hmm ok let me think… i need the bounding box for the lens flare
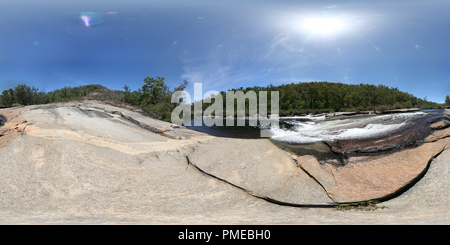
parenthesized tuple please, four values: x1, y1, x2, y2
(77, 12, 103, 27)
(81, 15, 90, 27)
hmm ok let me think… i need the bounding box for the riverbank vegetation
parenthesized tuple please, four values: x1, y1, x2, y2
(121, 76, 189, 121)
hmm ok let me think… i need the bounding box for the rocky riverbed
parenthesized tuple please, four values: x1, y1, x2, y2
(0, 101, 449, 224)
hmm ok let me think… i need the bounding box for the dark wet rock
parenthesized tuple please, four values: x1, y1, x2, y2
(0, 115, 6, 127)
(327, 112, 358, 117)
(324, 112, 446, 155)
(381, 108, 420, 114)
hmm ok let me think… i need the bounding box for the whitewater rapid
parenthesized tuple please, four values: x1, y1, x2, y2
(269, 112, 427, 144)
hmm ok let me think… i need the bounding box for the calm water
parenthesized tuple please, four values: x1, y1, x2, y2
(186, 118, 265, 138)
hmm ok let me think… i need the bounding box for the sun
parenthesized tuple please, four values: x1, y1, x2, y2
(301, 17, 345, 35)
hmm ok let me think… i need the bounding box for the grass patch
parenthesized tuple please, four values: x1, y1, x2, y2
(335, 200, 386, 211)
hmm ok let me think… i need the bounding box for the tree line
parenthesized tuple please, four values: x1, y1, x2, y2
(0, 84, 103, 107)
(197, 81, 445, 116)
(1, 79, 447, 122)
(0, 77, 189, 122)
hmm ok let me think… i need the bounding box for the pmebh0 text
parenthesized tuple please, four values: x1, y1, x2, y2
(222, 230, 270, 240)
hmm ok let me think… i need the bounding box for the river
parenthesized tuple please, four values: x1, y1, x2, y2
(186, 109, 445, 161)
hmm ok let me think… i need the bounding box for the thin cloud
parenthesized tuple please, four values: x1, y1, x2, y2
(52, 72, 91, 86)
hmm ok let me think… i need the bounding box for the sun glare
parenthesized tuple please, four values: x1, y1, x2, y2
(301, 18, 345, 35)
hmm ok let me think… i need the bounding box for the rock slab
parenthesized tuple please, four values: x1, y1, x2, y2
(187, 137, 334, 205)
(330, 138, 450, 202)
(298, 137, 450, 203)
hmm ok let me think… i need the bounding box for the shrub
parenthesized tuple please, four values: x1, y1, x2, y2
(393, 102, 402, 109)
(377, 105, 389, 113)
(335, 200, 386, 211)
(403, 101, 412, 108)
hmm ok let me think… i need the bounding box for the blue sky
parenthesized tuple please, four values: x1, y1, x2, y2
(1, 0, 449, 103)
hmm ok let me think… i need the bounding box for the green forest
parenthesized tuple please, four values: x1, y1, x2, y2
(0, 84, 103, 107)
(197, 81, 447, 116)
(1, 79, 449, 122)
(122, 76, 189, 121)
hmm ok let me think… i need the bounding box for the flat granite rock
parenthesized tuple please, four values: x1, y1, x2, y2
(296, 155, 336, 192)
(382, 144, 450, 210)
(76, 101, 185, 140)
(187, 137, 334, 205)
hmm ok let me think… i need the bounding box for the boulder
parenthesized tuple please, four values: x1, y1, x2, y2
(430, 120, 450, 130)
(424, 126, 450, 143)
(0, 106, 34, 147)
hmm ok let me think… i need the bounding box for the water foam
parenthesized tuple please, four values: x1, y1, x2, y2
(270, 111, 425, 144)
(333, 123, 406, 139)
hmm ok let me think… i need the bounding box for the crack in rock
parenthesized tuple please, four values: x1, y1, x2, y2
(185, 156, 337, 208)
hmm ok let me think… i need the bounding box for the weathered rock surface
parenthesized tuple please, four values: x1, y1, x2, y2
(382, 144, 450, 211)
(430, 119, 450, 130)
(187, 137, 334, 205)
(76, 101, 185, 139)
(329, 138, 450, 202)
(0, 106, 34, 147)
(424, 126, 450, 143)
(424, 110, 450, 142)
(296, 155, 336, 192)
